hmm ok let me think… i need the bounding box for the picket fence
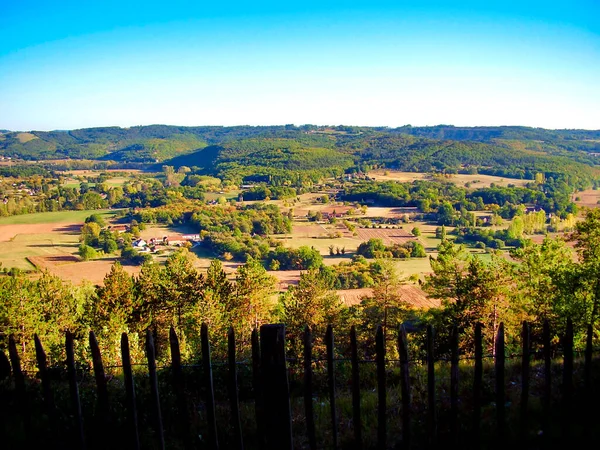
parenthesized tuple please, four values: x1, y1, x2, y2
(0, 319, 597, 449)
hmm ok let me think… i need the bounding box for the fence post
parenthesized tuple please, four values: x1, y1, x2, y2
(89, 331, 109, 431)
(350, 326, 363, 449)
(228, 327, 244, 450)
(260, 324, 293, 450)
(252, 328, 265, 449)
(562, 318, 573, 441)
(495, 322, 505, 445)
(65, 331, 86, 450)
(146, 329, 165, 450)
(34, 333, 63, 446)
(121, 333, 140, 450)
(0, 349, 9, 379)
(201, 322, 219, 450)
(304, 326, 317, 450)
(8, 336, 30, 437)
(584, 324, 593, 437)
(398, 324, 411, 450)
(450, 325, 459, 445)
(325, 324, 338, 449)
(169, 327, 193, 449)
(0, 349, 10, 446)
(520, 321, 530, 441)
(472, 322, 483, 449)
(426, 325, 436, 448)
(34, 335, 56, 419)
(376, 325, 387, 450)
(542, 319, 551, 441)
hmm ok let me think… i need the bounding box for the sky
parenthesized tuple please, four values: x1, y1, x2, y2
(1, 1, 599, 131)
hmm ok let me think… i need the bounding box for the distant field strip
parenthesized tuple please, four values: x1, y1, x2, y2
(355, 228, 416, 245)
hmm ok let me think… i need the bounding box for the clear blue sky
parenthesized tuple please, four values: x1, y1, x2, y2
(1, 1, 599, 131)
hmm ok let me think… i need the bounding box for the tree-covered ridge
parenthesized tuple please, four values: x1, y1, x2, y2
(2, 124, 600, 189)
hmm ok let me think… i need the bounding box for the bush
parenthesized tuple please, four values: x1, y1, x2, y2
(78, 244, 98, 261)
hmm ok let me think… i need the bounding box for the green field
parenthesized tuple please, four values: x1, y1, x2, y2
(0, 232, 79, 271)
(0, 209, 118, 225)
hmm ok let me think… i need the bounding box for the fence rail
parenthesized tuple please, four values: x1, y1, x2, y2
(0, 319, 598, 449)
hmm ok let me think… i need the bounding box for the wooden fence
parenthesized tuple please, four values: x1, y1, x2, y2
(0, 319, 598, 449)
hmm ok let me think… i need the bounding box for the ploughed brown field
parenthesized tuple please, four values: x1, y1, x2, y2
(336, 285, 440, 309)
(573, 189, 600, 208)
(354, 228, 417, 246)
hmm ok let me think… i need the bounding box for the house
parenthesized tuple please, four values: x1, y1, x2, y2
(108, 224, 129, 233)
(132, 239, 147, 248)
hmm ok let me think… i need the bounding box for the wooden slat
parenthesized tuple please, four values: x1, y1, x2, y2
(495, 322, 505, 444)
(201, 323, 219, 449)
(8, 336, 30, 436)
(146, 329, 165, 450)
(350, 326, 363, 449)
(426, 325, 436, 447)
(260, 324, 293, 450)
(584, 323, 593, 437)
(472, 322, 483, 449)
(121, 333, 140, 450)
(34, 334, 55, 417)
(251, 328, 265, 449)
(520, 321, 530, 440)
(542, 319, 552, 441)
(228, 327, 244, 450)
(65, 331, 86, 450)
(562, 318, 574, 440)
(450, 325, 459, 445)
(398, 324, 411, 449)
(303, 326, 317, 450)
(376, 325, 386, 450)
(0, 349, 10, 380)
(89, 331, 109, 426)
(169, 327, 192, 449)
(326, 324, 338, 449)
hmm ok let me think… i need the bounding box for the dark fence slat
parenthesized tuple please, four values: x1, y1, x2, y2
(121, 333, 140, 450)
(376, 325, 386, 450)
(304, 326, 317, 450)
(146, 329, 165, 450)
(450, 325, 459, 445)
(584, 323, 593, 437)
(326, 324, 338, 449)
(228, 327, 244, 450)
(495, 322, 505, 444)
(34, 334, 55, 417)
(65, 331, 85, 450)
(201, 323, 219, 450)
(350, 326, 363, 449)
(88, 331, 109, 426)
(0, 349, 10, 380)
(251, 328, 265, 449)
(520, 321, 530, 440)
(584, 323, 593, 394)
(169, 327, 192, 449)
(260, 324, 293, 450)
(8, 336, 30, 435)
(562, 318, 574, 441)
(398, 324, 411, 449)
(542, 319, 552, 439)
(426, 325, 436, 447)
(473, 322, 483, 448)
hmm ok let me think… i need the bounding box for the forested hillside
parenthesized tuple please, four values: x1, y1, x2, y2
(1, 124, 599, 188)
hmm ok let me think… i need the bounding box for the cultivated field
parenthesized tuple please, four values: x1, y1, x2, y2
(368, 170, 529, 188)
(573, 189, 600, 208)
(0, 209, 119, 276)
(354, 228, 416, 246)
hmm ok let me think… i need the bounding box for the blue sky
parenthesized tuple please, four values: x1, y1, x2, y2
(1, 1, 599, 131)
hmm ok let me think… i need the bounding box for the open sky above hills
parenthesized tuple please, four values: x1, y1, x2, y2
(1, 1, 599, 131)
